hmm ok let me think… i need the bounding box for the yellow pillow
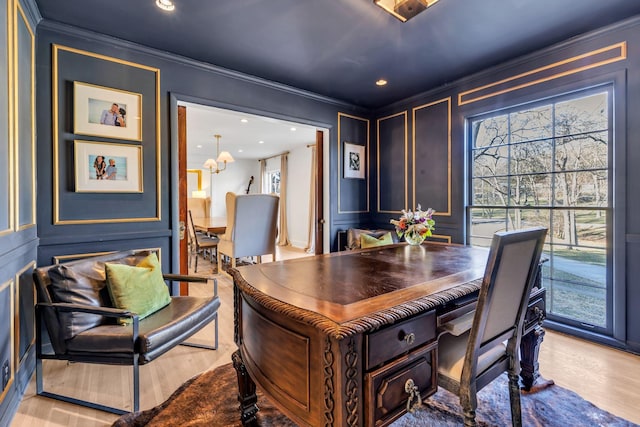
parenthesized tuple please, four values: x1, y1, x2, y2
(105, 253, 171, 325)
(361, 232, 393, 248)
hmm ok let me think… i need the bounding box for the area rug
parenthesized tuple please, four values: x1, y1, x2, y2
(112, 363, 637, 427)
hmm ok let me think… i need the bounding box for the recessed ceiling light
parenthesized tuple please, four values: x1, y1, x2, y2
(376, 79, 388, 86)
(196, 144, 202, 148)
(290, 127, 297, 131)
(156, 0, 175, 11)
(238, 149, 243, 153)
(258, 140, 264, 144)
(240, 118, 248, 123)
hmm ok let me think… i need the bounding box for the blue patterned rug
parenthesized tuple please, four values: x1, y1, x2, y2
(113, 362, 637, 426)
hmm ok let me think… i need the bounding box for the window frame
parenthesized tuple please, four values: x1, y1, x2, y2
(465, 82, 620, 337)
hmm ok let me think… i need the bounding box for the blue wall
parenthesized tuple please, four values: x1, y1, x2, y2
(369, 17, 640, 352)
(2, 4, 640, 425)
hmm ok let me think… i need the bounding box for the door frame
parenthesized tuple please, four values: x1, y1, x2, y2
(169, 93, 332, 274)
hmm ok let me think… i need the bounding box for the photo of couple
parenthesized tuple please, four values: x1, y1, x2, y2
(99, 103, 127, 127)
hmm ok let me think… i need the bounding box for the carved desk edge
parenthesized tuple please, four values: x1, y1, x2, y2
(230, 267, 484, 340)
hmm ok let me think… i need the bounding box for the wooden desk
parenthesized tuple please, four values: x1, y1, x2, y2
(192, 216, 226, 235)
(230, 243, 545, 427)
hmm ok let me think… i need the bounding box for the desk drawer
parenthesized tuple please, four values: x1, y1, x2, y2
(365, 343, 437, 427)
(366, 310, 435, 370)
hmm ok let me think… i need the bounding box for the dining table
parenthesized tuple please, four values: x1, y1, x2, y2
(192, 216, 227, 235)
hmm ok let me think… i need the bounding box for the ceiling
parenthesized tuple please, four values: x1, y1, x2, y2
(182, 102, 318, 165)
(34, 0, 640, 109)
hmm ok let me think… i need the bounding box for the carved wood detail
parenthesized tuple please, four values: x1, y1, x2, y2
(344, 338, 359, 427)
(323, 336, 335, 427)
(231, 268, 482, 339)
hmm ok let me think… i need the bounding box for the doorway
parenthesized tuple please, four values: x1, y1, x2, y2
(173, 98, 329, 279)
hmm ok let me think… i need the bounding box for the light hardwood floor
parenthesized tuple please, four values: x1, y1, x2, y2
(9, 246, 640, 426)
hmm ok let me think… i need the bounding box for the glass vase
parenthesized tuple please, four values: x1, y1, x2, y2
(404, 230, 426, 246)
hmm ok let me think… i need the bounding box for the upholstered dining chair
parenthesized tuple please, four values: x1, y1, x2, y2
(436, 227, 547, 427)
(217, 192, 279, 274)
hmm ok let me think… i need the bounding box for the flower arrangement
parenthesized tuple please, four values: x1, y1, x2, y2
(390, 205, 435, 245)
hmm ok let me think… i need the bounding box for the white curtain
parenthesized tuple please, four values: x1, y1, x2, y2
(304, 146, 316, 253)
(259, 159, 266, 194)
(277, 154, 290, 246)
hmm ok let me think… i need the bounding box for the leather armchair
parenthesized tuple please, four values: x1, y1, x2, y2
(33, 249, 220, 414)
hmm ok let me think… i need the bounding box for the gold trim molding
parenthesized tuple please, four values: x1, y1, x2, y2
(412, 97, 452, 217)
(376, 111, 407, 214)
(2, 0, 15, 237)
(52, 44, 162, 225)
(15, 1, 36, 231)
(458, 42, 627, 106)
(337, 112, 370, 214)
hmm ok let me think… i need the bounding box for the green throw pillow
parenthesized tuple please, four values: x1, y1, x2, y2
(105, 253, 171, 325)
(361, 232, 393, 249)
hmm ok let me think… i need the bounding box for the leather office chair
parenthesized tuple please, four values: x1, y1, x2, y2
(217, 192, 279, 274)
(188, 209, 219, 272)
(436, 227, 547, 427)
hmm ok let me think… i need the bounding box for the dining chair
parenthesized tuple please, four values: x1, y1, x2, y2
(436, 227, 547, 427)
(217, 192, 279, 274)
(188, 210, 219, 273)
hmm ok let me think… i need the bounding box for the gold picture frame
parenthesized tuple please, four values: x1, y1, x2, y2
(74, 140, 143, 193)
(73, 81, 142, 141)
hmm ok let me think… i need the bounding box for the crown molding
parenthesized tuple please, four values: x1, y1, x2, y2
(17, 0, 42, 29)
(38, 19, 365, 111)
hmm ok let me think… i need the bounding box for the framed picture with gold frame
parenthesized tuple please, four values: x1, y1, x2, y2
(344, 141, 365, 179)
(74, 140, 143, 193)
(73, 81, 142, 141)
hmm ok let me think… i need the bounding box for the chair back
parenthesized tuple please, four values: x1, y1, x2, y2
(187, 209, 198, 248)
(33, 250, 155, 355)
(223, 192, 279, 258)
(466, 227, 547, 378)
(187, 197, 210, 218)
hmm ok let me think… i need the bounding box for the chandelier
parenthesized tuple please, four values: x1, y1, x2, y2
(203, 134, 234, 174)
(374, 0, 439, 22)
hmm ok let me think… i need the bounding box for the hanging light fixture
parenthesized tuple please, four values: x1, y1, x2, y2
(374, 0, 439, 22)
(203, 134, 235, 174)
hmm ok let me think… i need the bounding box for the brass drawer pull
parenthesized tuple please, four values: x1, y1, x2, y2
(400, 331, 415, 345)
(404, 378, 423, 413)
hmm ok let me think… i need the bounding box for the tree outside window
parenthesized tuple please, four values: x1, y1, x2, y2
(468, 89, 610, 330)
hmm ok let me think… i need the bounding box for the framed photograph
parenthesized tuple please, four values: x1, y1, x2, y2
(73, 81, 142, 141)
(343, 142, 365, 179)
(74, 140, 143, 193)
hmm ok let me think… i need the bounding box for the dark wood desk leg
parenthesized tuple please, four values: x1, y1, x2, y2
(520, 322, 544, 391)
(232, 350, 259, 426)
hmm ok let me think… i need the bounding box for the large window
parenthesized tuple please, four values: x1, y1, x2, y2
(468, 88, 611, 331)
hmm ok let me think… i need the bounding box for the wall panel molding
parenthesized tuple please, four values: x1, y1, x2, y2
(52, 44, 162, 224)
(376, 111, 407, 214)
(15, 0, 35, 231)
(0, 279, 15, 404)
(14, 261, 34, 368)
(458, 42, 626, 106)
(412, 97, 451, 217)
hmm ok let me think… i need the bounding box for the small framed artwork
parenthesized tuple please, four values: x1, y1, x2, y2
(73, 81, 142, 141)
(343, 142, 365, 179)
(74, 140, 143, 193)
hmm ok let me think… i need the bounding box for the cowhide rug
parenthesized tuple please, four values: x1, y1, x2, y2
(112, 363, 637, 427)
